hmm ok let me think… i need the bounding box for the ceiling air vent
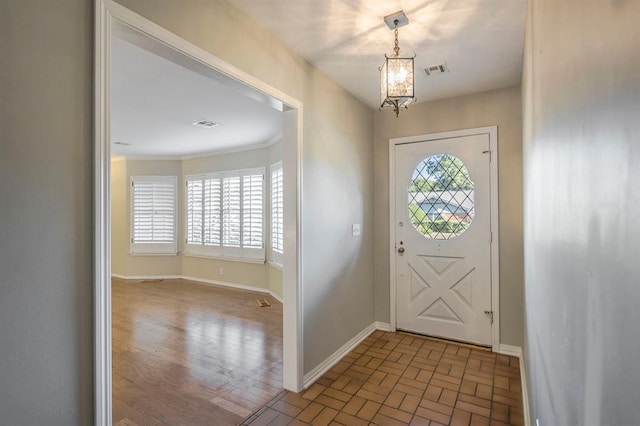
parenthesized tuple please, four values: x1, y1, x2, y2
(424, 63, 449, 76)
(192, 120, 219, 129)
(113, 141, 131, 146)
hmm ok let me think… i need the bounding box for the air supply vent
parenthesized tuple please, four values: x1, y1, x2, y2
(192, 120, 219, 129)
(113, 141, 131, 146)
(424, 63, 449, 76)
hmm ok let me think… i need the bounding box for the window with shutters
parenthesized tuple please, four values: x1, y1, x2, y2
(270, 162, 284, 266)
(185, 168, 265, 261)
(130, 175, 178, 255)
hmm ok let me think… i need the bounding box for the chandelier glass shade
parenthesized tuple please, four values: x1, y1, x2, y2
(380, 19, 415, 117)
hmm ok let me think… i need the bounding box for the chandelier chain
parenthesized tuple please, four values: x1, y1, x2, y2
(393, 20, 400, 57)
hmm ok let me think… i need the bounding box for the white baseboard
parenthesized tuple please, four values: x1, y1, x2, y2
(111, 273, 181, 280)
(303, 322, 378, 389)
(110, 274, 283, 303)
(182, 275, 268, 295)
(267, 290, 283, 304)
(520, 353, 531, 426)
(498, 344, 531, 426)
(498, 344, 522, 358)
(182, 275, 284, 304)
(374, 321, 392, 331)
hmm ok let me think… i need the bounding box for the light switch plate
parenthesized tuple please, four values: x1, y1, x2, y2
(352, 223, 361, 236)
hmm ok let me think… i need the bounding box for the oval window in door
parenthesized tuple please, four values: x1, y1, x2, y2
(407, 154, 475, 240)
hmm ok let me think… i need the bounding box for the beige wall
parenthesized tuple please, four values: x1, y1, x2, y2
(268, 264, 283, 298)
(181, 146, 279, 291)
(522, 0, 640, 424)
(373, 86, 524, 346)
(111, 145, 285, 296)
(111, 159, 183, 277)
(111, 158, 128, 275)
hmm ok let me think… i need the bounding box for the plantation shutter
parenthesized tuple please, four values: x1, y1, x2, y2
(186, 179, 203, 244)
(185, 168, 265, 260)
(270, 163, 284, 255)
(222, 176, 241, 247)
(242, 174, 264, 248)
(204, 178, 221, 246)
(131, 176, 177, 254)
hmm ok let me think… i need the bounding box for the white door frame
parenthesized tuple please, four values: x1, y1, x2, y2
(388, 126, 500, 351)
(94, 1, 305, 424)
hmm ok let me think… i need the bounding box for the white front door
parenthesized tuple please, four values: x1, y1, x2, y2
(394, 133, 493, 346)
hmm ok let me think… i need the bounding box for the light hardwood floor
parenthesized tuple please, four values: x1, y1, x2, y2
(112, 278, 283, 426)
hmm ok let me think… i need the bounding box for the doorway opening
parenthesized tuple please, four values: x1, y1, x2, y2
(95, 1, 303, 425)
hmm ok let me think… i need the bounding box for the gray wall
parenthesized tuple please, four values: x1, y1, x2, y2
(522, 0, 640, 424)
(0, 1, 94, 425)
(114, 0, 375, 374)
(373, 86, 524, 346)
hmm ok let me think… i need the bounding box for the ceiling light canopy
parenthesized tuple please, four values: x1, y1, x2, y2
(380, 11, 416, 118)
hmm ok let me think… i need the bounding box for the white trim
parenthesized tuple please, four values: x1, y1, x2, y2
(128, 252, 180, 257)
(497, 344, 522, 358)
(102, 6, 300, 106)
(303, 322, 377, 389)
(488, 126, 500, 351)
(111, 273, 284, 303)
(388, 138, 396, 334)
(498, 345, 524, 367)
(111, 273, 182, 280)
(283, 107, 304, 391)
(521, 355, 531, 426)
(185, 166, 266, 179)
(268, 261, 284, 271)
(183, 275, 284, 303)
(180, 133, 282, 160)
(375, 321, 392, 332)
(115, 137, 280, 161)
(268, 290, 284, 304)
(94, 1, 111, 424)
(388, 126, 500, 350)
(498, 345, 531, 426)
(183, 253, 266, 264)
(95, 3, 305, 425)
(182, 275, 272, 296)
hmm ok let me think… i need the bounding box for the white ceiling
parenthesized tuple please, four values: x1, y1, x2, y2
(226, 0, 527, 108)
(111, 36, 283, 158)
(111, 1, 526, 157)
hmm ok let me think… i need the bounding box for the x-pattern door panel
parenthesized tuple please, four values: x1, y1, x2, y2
(407, 255, 475, 325)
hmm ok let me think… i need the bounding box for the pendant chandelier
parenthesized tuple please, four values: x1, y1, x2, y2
(380, 11, 415, 117)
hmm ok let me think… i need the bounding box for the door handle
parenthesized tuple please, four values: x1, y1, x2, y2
(397, 247, 405, 254)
